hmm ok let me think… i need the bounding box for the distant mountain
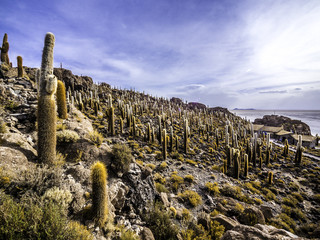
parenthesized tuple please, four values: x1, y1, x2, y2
(233, 108, 256, 110)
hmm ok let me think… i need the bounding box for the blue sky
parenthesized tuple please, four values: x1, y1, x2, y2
(1, 0, 320, 109)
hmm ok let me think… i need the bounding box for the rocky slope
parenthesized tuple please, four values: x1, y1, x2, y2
(0, 65, 319, 239)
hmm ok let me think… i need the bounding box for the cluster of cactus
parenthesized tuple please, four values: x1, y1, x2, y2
(0, 33, 10, 64)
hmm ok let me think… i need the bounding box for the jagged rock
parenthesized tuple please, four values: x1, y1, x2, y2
(221, 224, 304, 240)
(211, 214, 239, 231)
(188, 102, 206, 110)
(160, 192, 169, 207)
(109, 179, 129, 210)
(124, 163, 156, 214)
(260, 203, 281, 221)
(53, 68, 93, 91)
(239, 206, 265, 225)
(197, 212, 211, 230)
(65, 163, 91, 186)
(141, 227, 155, 240)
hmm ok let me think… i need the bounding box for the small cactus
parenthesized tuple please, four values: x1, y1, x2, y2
(268, 171, 273, 185)
(56, 80, 68, 119)
(233, 151, 240, 179)
(295, 135, 304, 166)
(17, 56, 23, 77)
(91, 161, 108, 227)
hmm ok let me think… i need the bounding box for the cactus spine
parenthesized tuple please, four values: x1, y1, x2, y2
(17, 56, 23, 77)
(1, 33, 10, 64)
(56, 80, 68, 119)
(37, 33, 57, 165)
(91, 161, 108, 227)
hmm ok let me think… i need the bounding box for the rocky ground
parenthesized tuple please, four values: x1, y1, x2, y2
(0, 66, 319, 240)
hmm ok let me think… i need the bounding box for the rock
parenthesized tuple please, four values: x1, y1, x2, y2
(197, 212, 210, 230)
(260, 203, 281, 221)
(160, 192, 169, 207)
(65, 164, 91, 186)
(254, 224, 300, 239)
(221, 224, 304, 240)
(1, 132, 37, 159)
(141, 227, 155, 240)
(239, 206, 265, 226)
(125, 167, 156, 214)
(211, 214, 239, 231)
(109, 179, 129, 210)
(53, 68, 93, 91)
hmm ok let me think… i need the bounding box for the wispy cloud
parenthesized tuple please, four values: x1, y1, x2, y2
(1, 0, 320, 109)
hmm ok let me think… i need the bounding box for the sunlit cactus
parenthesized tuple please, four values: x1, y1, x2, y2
(162, 129, 167, 160)
(37, 32, 57, 165)
(91, 161, 108, 227)
(56, 80, 68, 119)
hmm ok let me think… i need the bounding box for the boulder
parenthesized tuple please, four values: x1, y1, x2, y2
(141, 227, 155, 240)
(221, 224, 304, 240)
(239, 206, 265, 225)
(109, 179, 129, 211)
(211, 214, 239, 231)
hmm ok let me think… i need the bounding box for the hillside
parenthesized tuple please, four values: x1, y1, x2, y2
(0, 34, 320, 240)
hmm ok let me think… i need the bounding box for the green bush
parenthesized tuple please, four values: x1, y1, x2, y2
(178, 190, 202, 207)
(144, 202, 179, 240)
(0, 193, 93, 239)
(88, 130, 104, 147)
(205, 182, 220, 196)
(56, 130, 79, 144)
(111, 143, 132, 174)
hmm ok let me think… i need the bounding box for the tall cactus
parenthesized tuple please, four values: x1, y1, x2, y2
(184, 118, 188, 154)
(56, 80, 68, 119)
(17, 56, 23, 77)
(0, 33, 10, 64)
(233, 150, 240, 179)
(91, 161, 108, 227)
(295, 135, 304, 166)
(244, 154, 249, 178)
(37, 33, 57, 165)
(162, 129, 167, 160)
